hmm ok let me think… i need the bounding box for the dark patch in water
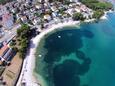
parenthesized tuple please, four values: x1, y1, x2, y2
(37, 29, 94, 86)
(53, 60, 81, 86)
(53, 59, 91, 86)
(76, 50, 86, 60)
(79, 58, 91, 76)
(44, 29, 93, 64)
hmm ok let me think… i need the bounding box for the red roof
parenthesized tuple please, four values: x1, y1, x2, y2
(0, 44, 9, 56)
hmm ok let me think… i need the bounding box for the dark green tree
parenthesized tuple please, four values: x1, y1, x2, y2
(72, 13, 85, 21)
(92, 10, 104, 19)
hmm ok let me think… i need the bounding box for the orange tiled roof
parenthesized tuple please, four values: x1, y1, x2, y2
(0, 45, 9, 56)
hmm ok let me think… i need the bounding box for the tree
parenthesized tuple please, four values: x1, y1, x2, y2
(17, 24, 30, 37)
(10, 41, 16, 47)
(12, 47, 18, 52)
(92, 10, 104, 19)
(72, 13, 85, 21)
(81, 0, 113, 11)
(16, 24, 30, 59)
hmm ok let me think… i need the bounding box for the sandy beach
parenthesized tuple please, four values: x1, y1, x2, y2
(16, 20, 80, 86)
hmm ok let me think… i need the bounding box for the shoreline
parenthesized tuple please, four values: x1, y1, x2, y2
(16, 10, 113, 86)
(101, 10, 114, 20)
(16, 20, 80, 86)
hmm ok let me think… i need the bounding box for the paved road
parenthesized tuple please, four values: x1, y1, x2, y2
(0, 24, 21, 43)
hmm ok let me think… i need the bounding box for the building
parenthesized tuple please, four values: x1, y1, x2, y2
(51, 6, 58, 12)
(0, 43, 14, 65)
(0, 44, 9, 60)
(52, 12, 58, 17)
(44, 14, 51, 21)
(0, 5, 8, 16)
(2, 13, 14, 29)
(75, 6, 81, 13)
(20, 16, 28, 23)
(0, 26, 4, 38)
(2, 48, 13, 62)
(32, 18, 40, 25)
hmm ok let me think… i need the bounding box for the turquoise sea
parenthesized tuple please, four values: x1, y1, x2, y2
(35, 1, 115, 86)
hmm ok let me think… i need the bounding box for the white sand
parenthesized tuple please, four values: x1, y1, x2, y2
(16, 21, 80, 86)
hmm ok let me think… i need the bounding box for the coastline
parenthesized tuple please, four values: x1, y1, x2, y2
(16, 20, 80, 86)
(16, 10, 113, 86)
(101, 10, 114, 20)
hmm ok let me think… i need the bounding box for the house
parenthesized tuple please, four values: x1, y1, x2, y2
(75, 6, 81, 13)
(0, 44, 9, 59)
(16, 14, 21, 19)
(80, 5, 88, 12)
(2, 48, 13, 62)
(52, 12, 57, 17)
(51, 6, 57, 12)
(66, 8, 75, 16)
(35, 4, 41, 9)
(82, 12, 89, 19)
(0, 43, 14, 65)
(21, 16, 28, 23)
(32, 18, 41, 25)
(44, 14, 51, 21)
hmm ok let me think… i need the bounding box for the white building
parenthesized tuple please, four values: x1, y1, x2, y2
(20, 16, 28, 23)
(44, 14, 51, 21)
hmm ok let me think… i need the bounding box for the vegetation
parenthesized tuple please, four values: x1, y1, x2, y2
(59, 7, 66, 14)
(16, 24, 31, 59)
(9, 24, 36, 59)
(81, 0, 113, 11)
(0, 0, 14, 5)
(92, 10, 104, 19)
(72, 13, 85, 21)
(34, 13, 41, 17)
(63, 0, 71, 5)
(10, 39, 16, 46)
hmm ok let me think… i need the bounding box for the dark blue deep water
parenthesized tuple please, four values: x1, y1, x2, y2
(35, 1, 115, 86)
